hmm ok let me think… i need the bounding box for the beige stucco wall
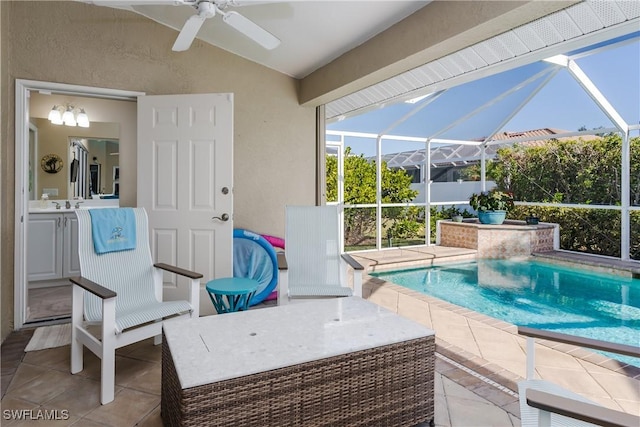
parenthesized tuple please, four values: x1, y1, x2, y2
(1, 1, 315, 340)
(1, 0, 9, 342)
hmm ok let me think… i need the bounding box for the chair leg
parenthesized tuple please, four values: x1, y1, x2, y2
(70, 285, 84, 374)
(100, 298, 117, 404)
(353, 270, 363, 298)
(277, 270, 289, 305)
(101, 347, 115, 405)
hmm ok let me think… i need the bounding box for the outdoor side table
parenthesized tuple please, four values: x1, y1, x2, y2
(205, 277, 259, 313)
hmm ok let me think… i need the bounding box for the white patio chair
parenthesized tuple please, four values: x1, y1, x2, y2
(70, 208, 201, 404)
(517, 326, 640, 427)
(277, 205, 364, 305)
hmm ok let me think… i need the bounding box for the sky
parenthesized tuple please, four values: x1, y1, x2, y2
(327, 34, 640, 158)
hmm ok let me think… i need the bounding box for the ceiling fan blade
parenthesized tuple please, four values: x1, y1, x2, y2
(222, 11, 280, 50)
(87, 0, 191, 6)
(172, 13, 206, 51)
(224, 0, 283, 6)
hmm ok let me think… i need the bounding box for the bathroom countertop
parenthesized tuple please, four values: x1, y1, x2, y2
(29, 201, 119, 213)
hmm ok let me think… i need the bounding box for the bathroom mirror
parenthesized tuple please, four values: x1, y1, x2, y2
(28, 117, 119, 201)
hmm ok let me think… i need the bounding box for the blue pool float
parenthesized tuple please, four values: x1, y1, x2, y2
(233, 228, 278, 306)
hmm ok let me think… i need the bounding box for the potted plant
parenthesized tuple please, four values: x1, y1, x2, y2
(525, 212, 540, 225)
(469, 189, 514, 225)
(449, 205, 464, 222)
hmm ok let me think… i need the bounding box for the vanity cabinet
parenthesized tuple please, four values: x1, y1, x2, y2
(63, 213, 81, 277)
(28, 212, 80, 281)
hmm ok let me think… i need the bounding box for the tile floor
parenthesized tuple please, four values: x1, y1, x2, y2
(1, 324, 519, 426)
(2, 247, 638, 426)
(26, 285, 72, 322)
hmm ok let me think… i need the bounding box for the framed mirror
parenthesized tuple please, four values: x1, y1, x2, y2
(28, 117, 119, 201)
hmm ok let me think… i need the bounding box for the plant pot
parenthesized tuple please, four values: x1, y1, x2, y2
(525, 216, 539, 225)
(452, 215, 463, 223)
(477, 210, 506, 225)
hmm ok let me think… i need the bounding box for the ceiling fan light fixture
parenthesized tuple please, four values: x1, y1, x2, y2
(198, 1, 216, 18)
(171, 0, 280, 52)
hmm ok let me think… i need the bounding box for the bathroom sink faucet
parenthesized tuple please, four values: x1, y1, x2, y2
(75, 201, 84, 209)
(65, 200, 71, 209)
(52, 202, 61, 209)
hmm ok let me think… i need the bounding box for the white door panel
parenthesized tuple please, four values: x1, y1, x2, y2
(138, 94, 233, 316)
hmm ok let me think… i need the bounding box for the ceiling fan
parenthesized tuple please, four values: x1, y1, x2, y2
(86, 0, 281, 52)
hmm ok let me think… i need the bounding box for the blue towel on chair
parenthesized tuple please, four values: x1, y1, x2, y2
(89, 208, 136, 254)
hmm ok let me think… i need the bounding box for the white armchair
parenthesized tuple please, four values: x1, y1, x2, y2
(71, 208, 201, 404)
(277, 205, 363, 305)
(517, 326, 640, 427)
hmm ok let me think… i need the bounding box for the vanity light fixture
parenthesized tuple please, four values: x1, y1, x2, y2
(48, 104, 90, 128)
(47, 106, 64, 125)
(76, 109, 90, 128)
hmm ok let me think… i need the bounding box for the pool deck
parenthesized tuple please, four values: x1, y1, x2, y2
(353, 246, 640, 419)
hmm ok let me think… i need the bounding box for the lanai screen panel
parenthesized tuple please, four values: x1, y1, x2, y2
(328, 101, 426, 135)
(501, 67, 617, 133)
(574, 37, 640, 126)
(387, 62, 557, 140)
(436, 67, 556, 142)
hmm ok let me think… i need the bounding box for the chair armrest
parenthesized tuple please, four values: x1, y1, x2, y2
(341, 253, 363, 298)
(526, 389, 640, 427)
(518, 326, 640, 358)
(341, 253, 364, 270)
(154, 263, 203, 279)
(277, 253, 288, 270)
(70, 276, 116, 299)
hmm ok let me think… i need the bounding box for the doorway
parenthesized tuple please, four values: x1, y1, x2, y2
(14, 80, 143, 329)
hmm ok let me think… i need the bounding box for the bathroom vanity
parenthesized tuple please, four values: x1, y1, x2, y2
(27, 200, 119, 282)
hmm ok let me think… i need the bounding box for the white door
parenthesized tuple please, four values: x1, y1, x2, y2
(138, 94, 233, 316)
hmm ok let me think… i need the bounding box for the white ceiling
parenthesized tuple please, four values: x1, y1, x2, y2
(89, 0, 430, 78)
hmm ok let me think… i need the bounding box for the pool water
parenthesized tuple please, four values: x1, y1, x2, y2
(372, 259, 640, 367)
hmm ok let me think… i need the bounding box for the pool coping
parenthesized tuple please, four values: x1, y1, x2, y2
(353, 248, 640, 414)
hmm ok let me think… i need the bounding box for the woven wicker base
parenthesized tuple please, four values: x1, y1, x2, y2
(162, 335, 434, 427)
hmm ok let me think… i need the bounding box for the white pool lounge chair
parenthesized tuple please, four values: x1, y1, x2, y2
(70, 208, 201, 404)
(517, 326, 640, 427)
(277, 205, 364, 305)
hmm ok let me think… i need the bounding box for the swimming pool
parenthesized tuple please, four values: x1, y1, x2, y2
(372, 259, 640, 367)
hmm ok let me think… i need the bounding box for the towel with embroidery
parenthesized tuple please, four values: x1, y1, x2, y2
(89, 208, 136, 254)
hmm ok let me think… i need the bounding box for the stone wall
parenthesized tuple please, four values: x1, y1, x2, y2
(438, 220, 558, 258)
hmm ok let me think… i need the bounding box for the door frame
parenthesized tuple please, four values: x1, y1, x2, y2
(14, 79, 144, 329)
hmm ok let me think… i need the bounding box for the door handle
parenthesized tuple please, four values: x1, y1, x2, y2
(212, 213, 229, 222)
